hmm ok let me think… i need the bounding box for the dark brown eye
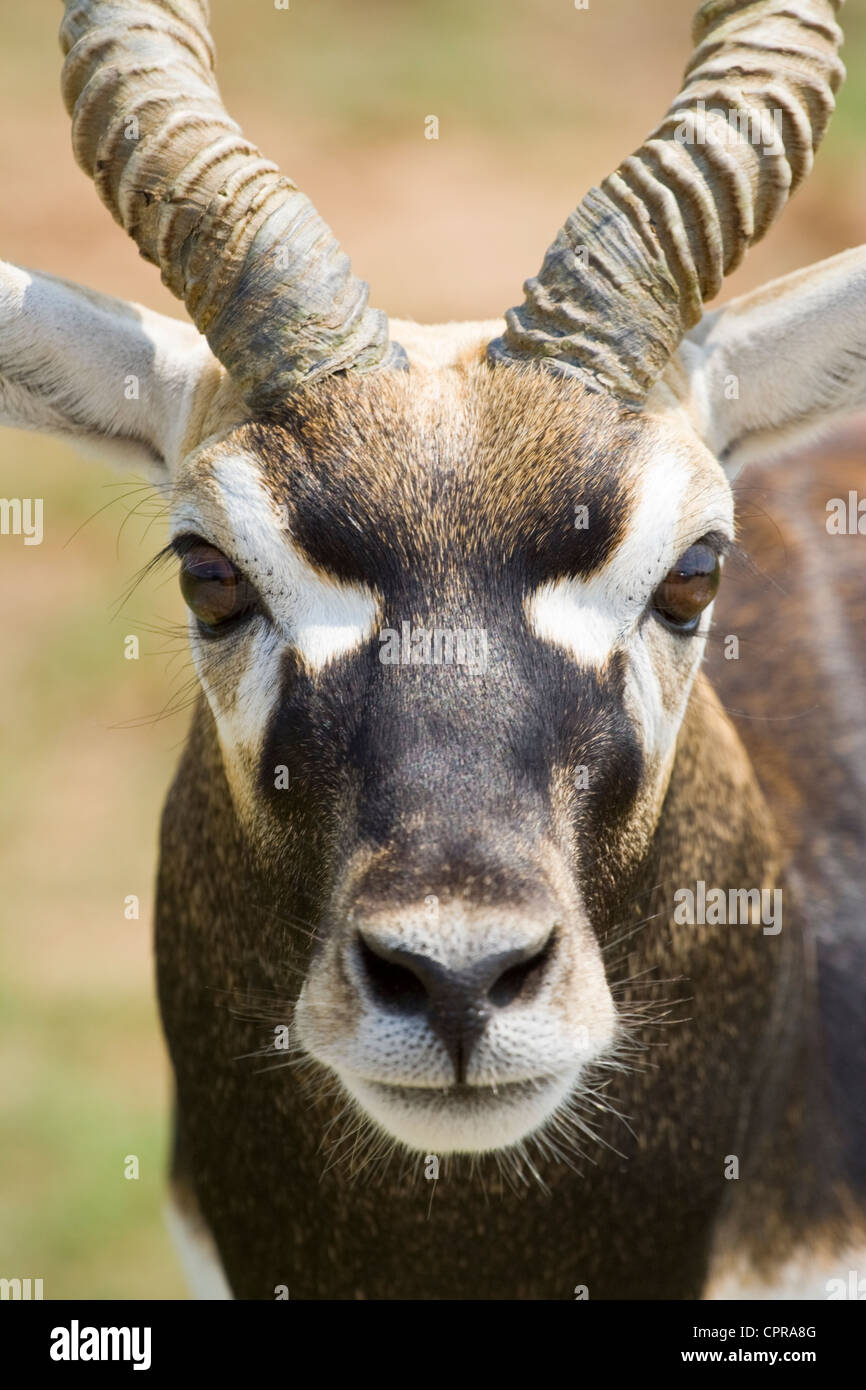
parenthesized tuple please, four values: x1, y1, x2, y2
(178, 542, 258, 631)
(652, 542, 720, 632)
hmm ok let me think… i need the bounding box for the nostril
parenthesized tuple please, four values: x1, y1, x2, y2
(488, 930, 556, 1008)
(357, 934, 428, 1015)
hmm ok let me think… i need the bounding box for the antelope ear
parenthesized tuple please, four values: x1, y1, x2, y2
(672, 246, 866, 477)
(0, 262, 242, 482)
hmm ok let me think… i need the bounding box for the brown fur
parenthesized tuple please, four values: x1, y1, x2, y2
(156, 366, 865, 1299)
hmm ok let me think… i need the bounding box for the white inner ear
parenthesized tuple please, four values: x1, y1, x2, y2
(0, 262, 226, 479)
(175, 452, 382, 673)
(676, 246, 866, 478)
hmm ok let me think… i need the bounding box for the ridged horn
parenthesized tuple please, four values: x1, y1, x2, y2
(60, 0, 406, 408)
(488, 0, 845, 405)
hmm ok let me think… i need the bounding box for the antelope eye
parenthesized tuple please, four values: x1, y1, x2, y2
(178, 542, 258, 631)
(652, 542, 720, 633)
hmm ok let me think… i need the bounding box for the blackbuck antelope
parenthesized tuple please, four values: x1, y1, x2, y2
(1, 0, 865, 1301)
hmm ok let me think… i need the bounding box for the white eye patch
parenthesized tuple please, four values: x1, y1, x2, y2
(173, 452, 381, 673)
(523, 451, 729, 668)
(276, 558, 381, 673)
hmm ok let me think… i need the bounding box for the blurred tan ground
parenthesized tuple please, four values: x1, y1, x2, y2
(1, 0, 864, 1298)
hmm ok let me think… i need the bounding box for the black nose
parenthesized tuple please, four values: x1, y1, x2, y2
(355, 929, 555, 1082)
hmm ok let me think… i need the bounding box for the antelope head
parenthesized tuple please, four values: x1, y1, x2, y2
(2, 0, 864, 1162)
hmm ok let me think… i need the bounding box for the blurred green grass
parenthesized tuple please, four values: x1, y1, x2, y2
(1, 993, 183, 1299)
(6, 1, 864, 142)
(0, 435, 187, 1298)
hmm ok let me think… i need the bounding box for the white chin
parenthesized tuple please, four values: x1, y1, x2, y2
(343, 1072, 576, 1154)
